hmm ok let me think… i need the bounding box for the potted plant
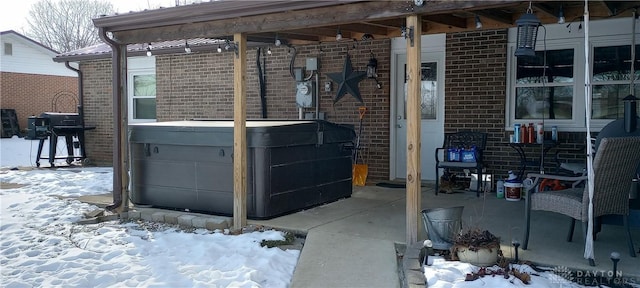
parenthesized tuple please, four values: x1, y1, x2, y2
(451, 228, 501, 267)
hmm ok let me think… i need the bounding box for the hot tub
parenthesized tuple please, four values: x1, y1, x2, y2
(129, 120, 355, 219)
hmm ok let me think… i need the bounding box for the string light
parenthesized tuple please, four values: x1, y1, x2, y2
(184, 40, 191, 53)
(475, 15, 483, 29)
(146, 43, 152, 56)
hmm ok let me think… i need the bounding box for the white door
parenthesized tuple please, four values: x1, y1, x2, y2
(393, 51, 445, 181)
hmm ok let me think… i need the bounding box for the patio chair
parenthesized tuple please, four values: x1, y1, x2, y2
(435, 131, 487, 197)
(522, 137, 640, 265)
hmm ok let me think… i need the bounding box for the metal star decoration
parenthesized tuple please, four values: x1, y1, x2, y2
(328, 54, 367, 103)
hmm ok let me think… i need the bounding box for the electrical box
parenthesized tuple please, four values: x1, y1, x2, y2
(296, 81, 315, 108)
(306, 58, 318, 71)
(294, 68, 304, 82)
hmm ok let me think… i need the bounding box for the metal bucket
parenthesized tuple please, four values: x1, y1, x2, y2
(421, 206, 464, 250)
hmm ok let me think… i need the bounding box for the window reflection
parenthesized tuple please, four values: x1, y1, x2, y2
(515, 49, 574, 119)
(592, 45, 640, 119)
(132, 74, 157, 120)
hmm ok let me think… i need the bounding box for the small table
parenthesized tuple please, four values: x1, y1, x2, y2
(507, 140, 558, 179)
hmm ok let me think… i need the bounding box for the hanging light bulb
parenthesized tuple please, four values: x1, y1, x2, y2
(275, 35, 282, 47)
(514, 3, 541, 58)
(146, 43, 152, 57)
(217, 45, 222, 53)
(267, 47, 272, 55)
(557, 4, 565, 24)
(336, 28, 342, 41)
(184, 40, 191, 53)
(475, 15, 483, 29)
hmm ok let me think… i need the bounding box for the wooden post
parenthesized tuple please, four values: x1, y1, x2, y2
(118, 44, 129, 213)
(405, 14, 422, 245)
(233, 33, 248, 230)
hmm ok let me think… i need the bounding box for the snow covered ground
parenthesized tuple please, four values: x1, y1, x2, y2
(0, 136, 299, 287)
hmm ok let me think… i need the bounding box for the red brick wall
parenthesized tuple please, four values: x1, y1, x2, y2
(81, 40, 392, 180)
(0, 72, 78, 132)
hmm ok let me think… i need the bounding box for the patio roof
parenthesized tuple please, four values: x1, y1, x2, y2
(92, 1, 638, 46)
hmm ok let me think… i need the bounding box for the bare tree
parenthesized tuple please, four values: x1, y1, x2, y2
(27, 0, 114, 53)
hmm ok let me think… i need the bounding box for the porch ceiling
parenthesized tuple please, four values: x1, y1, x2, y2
(94, 1, 640, 46)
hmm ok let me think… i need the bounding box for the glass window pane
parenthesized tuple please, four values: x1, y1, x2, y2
(420, 62, 437, 119)
(592, 84, 640, 119)
(515, 86, 573, 119)
(404, 62, 438, 119)
(134, 98, 156, 119)
(593, 45, 640, 82)
(133, 75, 156, 96)
(516, 49, 574, 84)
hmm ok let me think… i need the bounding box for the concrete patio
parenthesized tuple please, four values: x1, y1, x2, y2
(251, 182, 640, 287)
(78, 182, 640, 287)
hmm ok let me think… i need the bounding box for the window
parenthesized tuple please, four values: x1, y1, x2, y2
(507, 17, 639, 131)
(131, 74, 156, 120)
(403, 62, 438, 119)
(4, 43, 12, 55)
(127, 56, 156, 123)
(515, 49, 574, 120)
(592, 44, 640, 119)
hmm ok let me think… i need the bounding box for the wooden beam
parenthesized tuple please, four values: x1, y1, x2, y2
(423, 14, 467, 28)
(475, 9, 513, 25)
(599, 0, 616, 16)
(532, 3, 557, 19)
(233, 32, 247, 230)
(342, 23, 390, 36)
(112, 1, 520, 43)
(405, 14, 421, 246)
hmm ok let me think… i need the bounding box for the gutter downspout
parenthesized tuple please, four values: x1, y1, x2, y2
(99, 27, 127, 213)
(64, 62, 84, 120)
(64, 61, 90, 161)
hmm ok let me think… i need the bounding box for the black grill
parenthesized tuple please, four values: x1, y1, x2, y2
(30, 112, 95, 167)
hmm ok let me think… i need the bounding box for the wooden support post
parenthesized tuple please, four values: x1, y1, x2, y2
(233, 33, 248, 230)
(405, 14, 422, 245)
(118, 44, 129, 213)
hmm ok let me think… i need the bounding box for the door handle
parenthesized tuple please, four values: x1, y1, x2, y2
(397, 124, 402, 128)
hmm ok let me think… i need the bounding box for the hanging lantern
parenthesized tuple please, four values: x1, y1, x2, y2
(514, 9, 541, 58)
(367, 55, 378, 79)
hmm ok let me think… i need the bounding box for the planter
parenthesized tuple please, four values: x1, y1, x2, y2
(455, 247, 499, 267)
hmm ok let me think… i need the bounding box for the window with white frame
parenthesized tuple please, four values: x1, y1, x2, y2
(514, 48, 575, 120)
(127, 56, 156, 123)
(131, 73, 156, 121)
(507, 17, 639, 131)
(592, 44, 640, 119)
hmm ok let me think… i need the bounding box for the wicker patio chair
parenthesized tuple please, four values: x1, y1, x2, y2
(522, 137, 640, 265)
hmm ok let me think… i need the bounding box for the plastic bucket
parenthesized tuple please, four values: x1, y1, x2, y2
(505, 182, 522, 201)
(421, 206, 464, 250)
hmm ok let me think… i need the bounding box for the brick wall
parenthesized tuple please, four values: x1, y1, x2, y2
(445, 30, 511, 179)
(79, 59, 114, 166)
(0, 72, 78, 132)
(445, 30, 585, 180)
(81, 40, 392, 180)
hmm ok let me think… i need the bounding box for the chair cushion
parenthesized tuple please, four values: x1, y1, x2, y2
(531, 188, 584, 220)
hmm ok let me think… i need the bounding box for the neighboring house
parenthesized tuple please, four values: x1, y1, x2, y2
(0, 30, 78, 135)
(54, 1, 639, 183)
